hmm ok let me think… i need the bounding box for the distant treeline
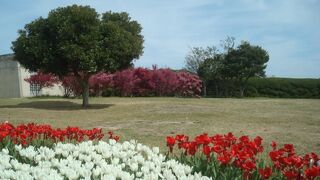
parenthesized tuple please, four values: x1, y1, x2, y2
(205, 77, 320, 98)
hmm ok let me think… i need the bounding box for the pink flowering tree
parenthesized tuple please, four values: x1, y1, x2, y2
(89, 72, 114, 96)
(58, 66, 203, 98)
(113, 66, 202, 97)
(176, 71, 202, 97)
(151, 66, 179, 96)
(131, 68, 155, 96)
(113, 68, 154, 96)
(24, 72, 58, 96)
(60, 74, 82, 97)
(113, 69, 136, 96)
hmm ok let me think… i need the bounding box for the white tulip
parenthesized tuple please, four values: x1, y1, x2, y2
(0, 140, 211, 180)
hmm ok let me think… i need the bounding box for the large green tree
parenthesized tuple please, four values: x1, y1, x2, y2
(12, 5, 144, 107)
(186, 37, 235, 96)
(185, 37, 235, 74)
(197, 55, 224, 96)
(185, 46, 218, 74)
(223, 41, 269, 96)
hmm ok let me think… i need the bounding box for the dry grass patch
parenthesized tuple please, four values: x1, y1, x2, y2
(0, 97, 319, 154)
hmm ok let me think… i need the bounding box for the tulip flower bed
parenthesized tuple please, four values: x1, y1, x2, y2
(166, 133, 320, 180)
(0, 123, 210, 179)
(0, 122, 105, 149)
(1, 122, 319, 179)
(0, 140, 210, 179)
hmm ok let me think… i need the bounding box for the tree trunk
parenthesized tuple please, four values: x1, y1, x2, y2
(239, 86, 245, 97)
(223, 80, 229, 97)
(82, 79, 90, 108)
(239, 79, 248, 97)
(203, 81, 207, 97)
(215, 82, 219, 97)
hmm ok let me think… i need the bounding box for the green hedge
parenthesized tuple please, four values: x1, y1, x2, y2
(206, 77, 320, 98)
(246, 77, 320, 98)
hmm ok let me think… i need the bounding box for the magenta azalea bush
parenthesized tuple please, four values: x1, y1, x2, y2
(113, 67, 202, 97)
(26, 66, 202, 97)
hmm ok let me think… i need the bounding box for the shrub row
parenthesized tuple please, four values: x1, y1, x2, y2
(28, 70, 319, 99)
(205, 78, 320, 98)
(32, 67, 202, 98)
(112, 67, 202, 97)
(246, 78, 320, 98)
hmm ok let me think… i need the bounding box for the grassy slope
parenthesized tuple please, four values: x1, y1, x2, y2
(0, 97, 319, 154)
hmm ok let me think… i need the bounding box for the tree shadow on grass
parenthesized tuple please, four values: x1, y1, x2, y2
(0, 101, 114, 111)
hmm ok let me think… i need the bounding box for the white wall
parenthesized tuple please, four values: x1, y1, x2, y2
(18, 65, 32, 97)
(0, 54, 65, 98)
(42, 83, 64, 96)
(0, 56, 21, 98)
(19, 65, 65, 97)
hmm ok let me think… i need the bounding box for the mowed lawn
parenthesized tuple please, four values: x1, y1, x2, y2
(0, 97, 319, 154)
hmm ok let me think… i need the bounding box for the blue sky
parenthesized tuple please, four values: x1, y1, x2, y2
(1, 0, 319, 78)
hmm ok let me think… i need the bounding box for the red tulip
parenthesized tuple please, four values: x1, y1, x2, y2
(241, 160, 256, 172)
(283, 170, 299, 180)
(305, 166, 320, 180)
(258, 167, 272, 180)
(166, 136, 175, 152)
(166, 136, 175, 146)
(217, 153, 232, 165)
(203, 145, 211, 159)
(271, 141, 277, 150)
